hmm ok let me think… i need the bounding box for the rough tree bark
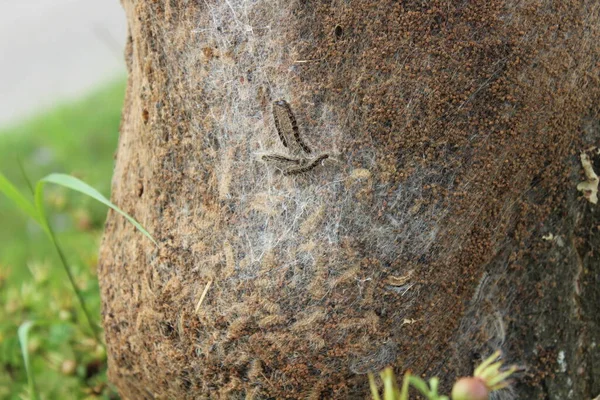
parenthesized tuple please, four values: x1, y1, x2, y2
(99, 0, 599, 398)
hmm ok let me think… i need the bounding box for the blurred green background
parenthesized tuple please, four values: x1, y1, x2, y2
(0, 79, 125, 399)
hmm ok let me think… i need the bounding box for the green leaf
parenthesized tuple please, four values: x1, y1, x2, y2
(381, 368, 400, 399)
(400, 373, 410, 400)
(37, 173, 156, 245)
(18, 321, 39, 400)
(0, 172, 40, 224)
(368, 372, 382, 400)
(408, 375, 432, 397)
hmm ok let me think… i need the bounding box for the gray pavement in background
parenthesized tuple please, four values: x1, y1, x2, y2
(0, 0, 127, 127)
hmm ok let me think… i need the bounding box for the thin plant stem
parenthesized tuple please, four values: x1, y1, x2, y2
(46, 223, 104, 348)
(17, 160, 104, 348)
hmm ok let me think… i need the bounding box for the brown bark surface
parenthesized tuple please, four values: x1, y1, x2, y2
(99, 0, 600, 398)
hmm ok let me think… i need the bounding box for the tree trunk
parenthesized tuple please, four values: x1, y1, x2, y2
(99, 0, 600, 398)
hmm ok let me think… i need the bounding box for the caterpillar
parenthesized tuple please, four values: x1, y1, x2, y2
(272, 100, 312, 155)
(261, 154, 302, 164)
(283, 154, 329, 176)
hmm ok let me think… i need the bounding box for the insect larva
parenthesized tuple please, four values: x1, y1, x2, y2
(284, 154, 329, 176)
(272, 101, 289, 148)
(261, 154, 302, 164)
(272, 100, 312, 154)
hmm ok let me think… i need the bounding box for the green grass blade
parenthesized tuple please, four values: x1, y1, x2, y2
(18, 321, 39, 400)
(381, 368, 399, 399)
(0, 172, 40, 224)
(368, 372, 382, 400)
(17, 158, 35, 195)
(38, 173, 157, 245)
(408, 375, 433, 398)
(400, 373, 410, 400)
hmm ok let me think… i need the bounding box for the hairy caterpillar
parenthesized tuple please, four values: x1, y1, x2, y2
(261, 154, 302, 164)
(262, 99, 329, 176)
(283, 154, 329, 176)
(272, 100, 312, 155)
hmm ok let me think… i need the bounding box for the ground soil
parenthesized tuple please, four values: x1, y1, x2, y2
(99, 0, 599, 398)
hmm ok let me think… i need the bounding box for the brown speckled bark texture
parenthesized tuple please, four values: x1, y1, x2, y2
(99, 0, 600, 398)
